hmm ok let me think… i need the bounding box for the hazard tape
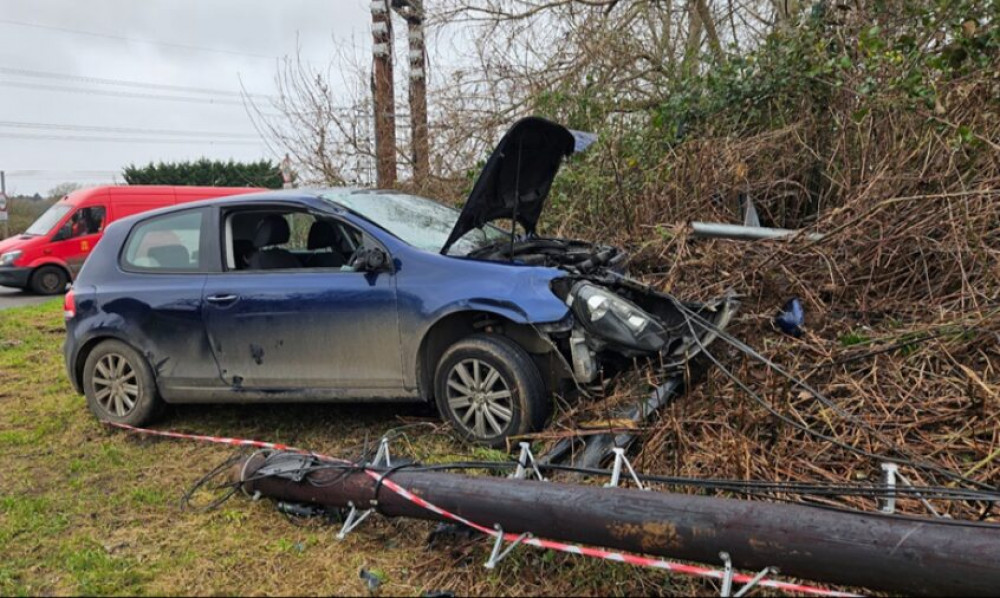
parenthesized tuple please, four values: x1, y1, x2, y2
(106, 422, 861, 597)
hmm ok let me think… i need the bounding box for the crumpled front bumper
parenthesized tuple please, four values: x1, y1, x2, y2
(543, 285, 739, 467)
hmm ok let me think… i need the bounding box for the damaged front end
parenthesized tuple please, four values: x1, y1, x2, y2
(440, 116, 736, 464)
(539, 270, 738, 468)
(548, 273, 737, 386)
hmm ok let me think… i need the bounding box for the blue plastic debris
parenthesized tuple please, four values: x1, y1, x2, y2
(775, 298, 805, 337)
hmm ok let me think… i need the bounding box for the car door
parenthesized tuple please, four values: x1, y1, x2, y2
(114, 206, 222, 396)
(48, 203, 108, 277)
(201, 206, 405, 393)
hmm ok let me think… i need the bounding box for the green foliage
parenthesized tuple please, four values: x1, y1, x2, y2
(122, 158, 283, 188)
(531, 0, 998, 240)
(838, 331, 871, 347)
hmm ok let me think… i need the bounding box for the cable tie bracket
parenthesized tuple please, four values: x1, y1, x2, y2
(337, 501, 375, 541)
(484, 524, 531, 569)
(880, 462, 947, 518)
(370, 436, 392, 468)
(604, 448, 647, 490)
(719, 552, 777, 598)
(510, 442, 545, 481)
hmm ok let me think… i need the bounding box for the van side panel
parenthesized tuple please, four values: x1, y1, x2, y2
(107, 187, 176, 222)
(174, 187, 262, 205)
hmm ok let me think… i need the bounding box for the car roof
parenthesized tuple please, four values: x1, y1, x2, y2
(105, 187, 383, 231)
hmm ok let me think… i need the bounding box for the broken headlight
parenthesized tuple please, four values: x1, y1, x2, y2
(567, 283, 669, 353)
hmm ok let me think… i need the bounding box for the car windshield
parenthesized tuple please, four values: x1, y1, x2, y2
(322, 191, 509, 255)
(24, 204, 72, 236)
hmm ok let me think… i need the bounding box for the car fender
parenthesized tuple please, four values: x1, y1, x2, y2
(24, 255, 70, 273)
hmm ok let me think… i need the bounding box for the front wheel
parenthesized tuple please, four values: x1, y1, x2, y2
(434, 334, 549, 448)
(29, 265, 68, 295)
(83, 340, 160, 425)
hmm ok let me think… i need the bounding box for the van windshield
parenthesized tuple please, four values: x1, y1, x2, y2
(24, 204, 72, 236)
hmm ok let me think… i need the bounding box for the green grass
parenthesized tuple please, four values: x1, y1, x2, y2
(0, 301, 695, 596)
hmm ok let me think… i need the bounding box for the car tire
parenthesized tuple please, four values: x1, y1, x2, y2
(83, 340, 160, 426)
(29, 265, 68, 295)
(434, 333, 549, 448)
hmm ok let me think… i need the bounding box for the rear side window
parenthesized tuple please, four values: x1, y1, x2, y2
(123, 210, 204, 271)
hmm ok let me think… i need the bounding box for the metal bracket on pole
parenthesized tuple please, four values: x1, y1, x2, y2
(881, 463, 898, 514)
(604, 447, 647, 490)
(371, 436, 392, 468)
(510, 442, 545, 481)
(337, 501, 375, 540)
(880, 462, 946, 518)
(336, 436, 395, 540)
(719, 552, 777, 598)
(484, 525, 532, 569)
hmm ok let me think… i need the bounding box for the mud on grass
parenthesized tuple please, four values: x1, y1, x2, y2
(0, 301, 725, 597)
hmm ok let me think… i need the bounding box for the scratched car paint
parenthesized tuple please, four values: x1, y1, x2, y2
(64, 117, 735, 447)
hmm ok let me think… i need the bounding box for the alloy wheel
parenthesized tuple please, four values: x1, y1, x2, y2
(445, 358, 513, 439)
(92, 353, 140, 417)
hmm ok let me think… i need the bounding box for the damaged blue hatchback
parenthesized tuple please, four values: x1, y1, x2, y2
(64, 118, 735, 447)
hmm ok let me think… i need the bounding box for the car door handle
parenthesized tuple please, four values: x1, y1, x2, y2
(205, 293, 239, 304)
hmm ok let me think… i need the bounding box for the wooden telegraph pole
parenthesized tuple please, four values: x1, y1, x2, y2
(371, 0, 398, 188)
(399, 0, 430, 186)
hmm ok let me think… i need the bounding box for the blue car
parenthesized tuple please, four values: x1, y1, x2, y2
(64, 118, 735, 447)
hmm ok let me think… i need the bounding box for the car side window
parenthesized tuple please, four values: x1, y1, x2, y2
(224, 209, 363, 272)
(123, 210, 204, 271)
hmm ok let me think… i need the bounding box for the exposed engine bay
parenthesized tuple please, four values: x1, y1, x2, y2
(467, 237, 628, 276)
(471, 235, 737, 386)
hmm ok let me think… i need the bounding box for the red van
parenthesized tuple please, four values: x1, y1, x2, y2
(0, 185, 263, 294)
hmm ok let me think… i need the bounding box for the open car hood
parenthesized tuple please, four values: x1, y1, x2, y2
(441, 117, 594, 254)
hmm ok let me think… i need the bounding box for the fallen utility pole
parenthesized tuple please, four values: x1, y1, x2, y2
(238, 455, 1000, 597)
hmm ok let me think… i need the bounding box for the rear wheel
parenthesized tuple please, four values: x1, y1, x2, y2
(83, 340, 160, 425)
(29, 265, 68, 295)
(434, 334, 548, 448)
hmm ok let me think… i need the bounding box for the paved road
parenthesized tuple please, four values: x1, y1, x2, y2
(0, 285, 56, 310)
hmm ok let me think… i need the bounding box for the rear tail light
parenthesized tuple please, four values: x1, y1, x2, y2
(63, 289, 76, 320)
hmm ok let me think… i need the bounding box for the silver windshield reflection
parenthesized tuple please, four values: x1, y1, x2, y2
(322, 191, 507, 255)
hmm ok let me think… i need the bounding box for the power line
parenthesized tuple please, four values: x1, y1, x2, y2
(0, 120, 260, 139)
(0, 132, 261, 146)
(0, 66, 276, 100)
(0, 80, 251, 106)
(8, 170, 120, 176)
(0, 17, 279, 61)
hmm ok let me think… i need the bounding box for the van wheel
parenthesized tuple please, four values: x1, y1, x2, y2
(83, 340, 161, 426)
(29, 265, 68, 295)
(434, 334, 549, 449)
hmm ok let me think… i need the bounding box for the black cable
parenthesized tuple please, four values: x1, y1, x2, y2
(180, 452, 247, 512)
(665, 294, 998, 493)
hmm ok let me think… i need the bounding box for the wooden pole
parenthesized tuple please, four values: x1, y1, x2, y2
(404, 0, 430, 187)
(371, 0, 397, 188)
(240, 456, 1000, 596)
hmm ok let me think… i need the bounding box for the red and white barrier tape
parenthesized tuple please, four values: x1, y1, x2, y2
(106, 422, 861, 597)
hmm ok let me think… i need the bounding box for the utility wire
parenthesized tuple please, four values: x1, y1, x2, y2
(0, 66, 276, 100)
(0, 132, 261, 146)
(0, 17, 278, 61)
(0, 80, 251, 106)
(0, 120, 260, 139)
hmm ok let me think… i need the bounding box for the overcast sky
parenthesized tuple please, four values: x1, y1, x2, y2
(0, 0, 381, 195)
